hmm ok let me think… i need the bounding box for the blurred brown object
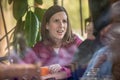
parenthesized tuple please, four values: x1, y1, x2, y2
(0, 64, 41, 80)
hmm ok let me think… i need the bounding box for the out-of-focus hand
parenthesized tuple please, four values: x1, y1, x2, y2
(94, 54, 107, 68)
(48, 64, 62, 73)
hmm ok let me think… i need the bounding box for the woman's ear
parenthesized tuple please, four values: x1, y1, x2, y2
(46, 23, 49, 30)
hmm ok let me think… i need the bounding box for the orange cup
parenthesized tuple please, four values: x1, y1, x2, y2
(40, 66, 49, 76)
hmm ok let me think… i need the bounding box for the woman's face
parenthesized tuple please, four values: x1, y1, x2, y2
(46, 11, 67, 41)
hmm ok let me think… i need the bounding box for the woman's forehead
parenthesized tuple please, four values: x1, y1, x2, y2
(50, 11, 67, 19)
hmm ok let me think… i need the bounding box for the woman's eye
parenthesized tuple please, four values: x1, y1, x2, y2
(53, 19, 67, 23)
(54, 19, 59, 22)
(63, 20, 67, 23)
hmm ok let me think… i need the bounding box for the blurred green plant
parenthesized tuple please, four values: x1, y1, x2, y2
(9, 0, 46, 48)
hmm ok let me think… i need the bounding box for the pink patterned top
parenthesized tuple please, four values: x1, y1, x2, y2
(32, 35, 82, 77)
(32, 35, 82, 66)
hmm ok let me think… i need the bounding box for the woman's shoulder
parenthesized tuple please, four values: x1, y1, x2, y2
(64, 34, 83, 47)
(32, 41, 52, 54)
(73, 34, 83, 46)
(33, 41, 44, 47)
(32, 41, 46, 50)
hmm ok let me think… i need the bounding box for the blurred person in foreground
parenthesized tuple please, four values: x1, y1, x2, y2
(109, 1, 120, 80)
(71, 0, 113, 79)
(73, 0, 111, 65)
(72, 3, 111, 79)
(108, 23, 120, 80)
(81, 1, 120, 79)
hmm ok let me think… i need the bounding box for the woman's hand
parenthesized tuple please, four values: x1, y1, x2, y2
(48, 64, 62, 73)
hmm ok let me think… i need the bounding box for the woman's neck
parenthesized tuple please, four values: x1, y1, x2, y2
(53, 40, 62, 48)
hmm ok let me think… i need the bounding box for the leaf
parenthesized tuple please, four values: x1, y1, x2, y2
(13, 0, 28, 20)
(35, 0, 43, 5)
(34, 7, 46, 22)
(36, 31, 41, 43)
(24, 11, 40, 47)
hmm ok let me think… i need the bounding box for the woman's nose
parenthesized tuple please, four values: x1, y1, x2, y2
(59, 21, 64, 27)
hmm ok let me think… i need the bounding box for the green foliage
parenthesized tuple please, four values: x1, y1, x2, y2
(35, 0, 43, 5)
(34, 7, 46, 22)
(13, 0, 28, 20)
(11, 0, 44, 48)
(24, 11, 40, 47)
(34, 7, 46, 42)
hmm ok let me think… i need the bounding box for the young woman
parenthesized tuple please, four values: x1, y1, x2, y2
(32, 5, 82, 78)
